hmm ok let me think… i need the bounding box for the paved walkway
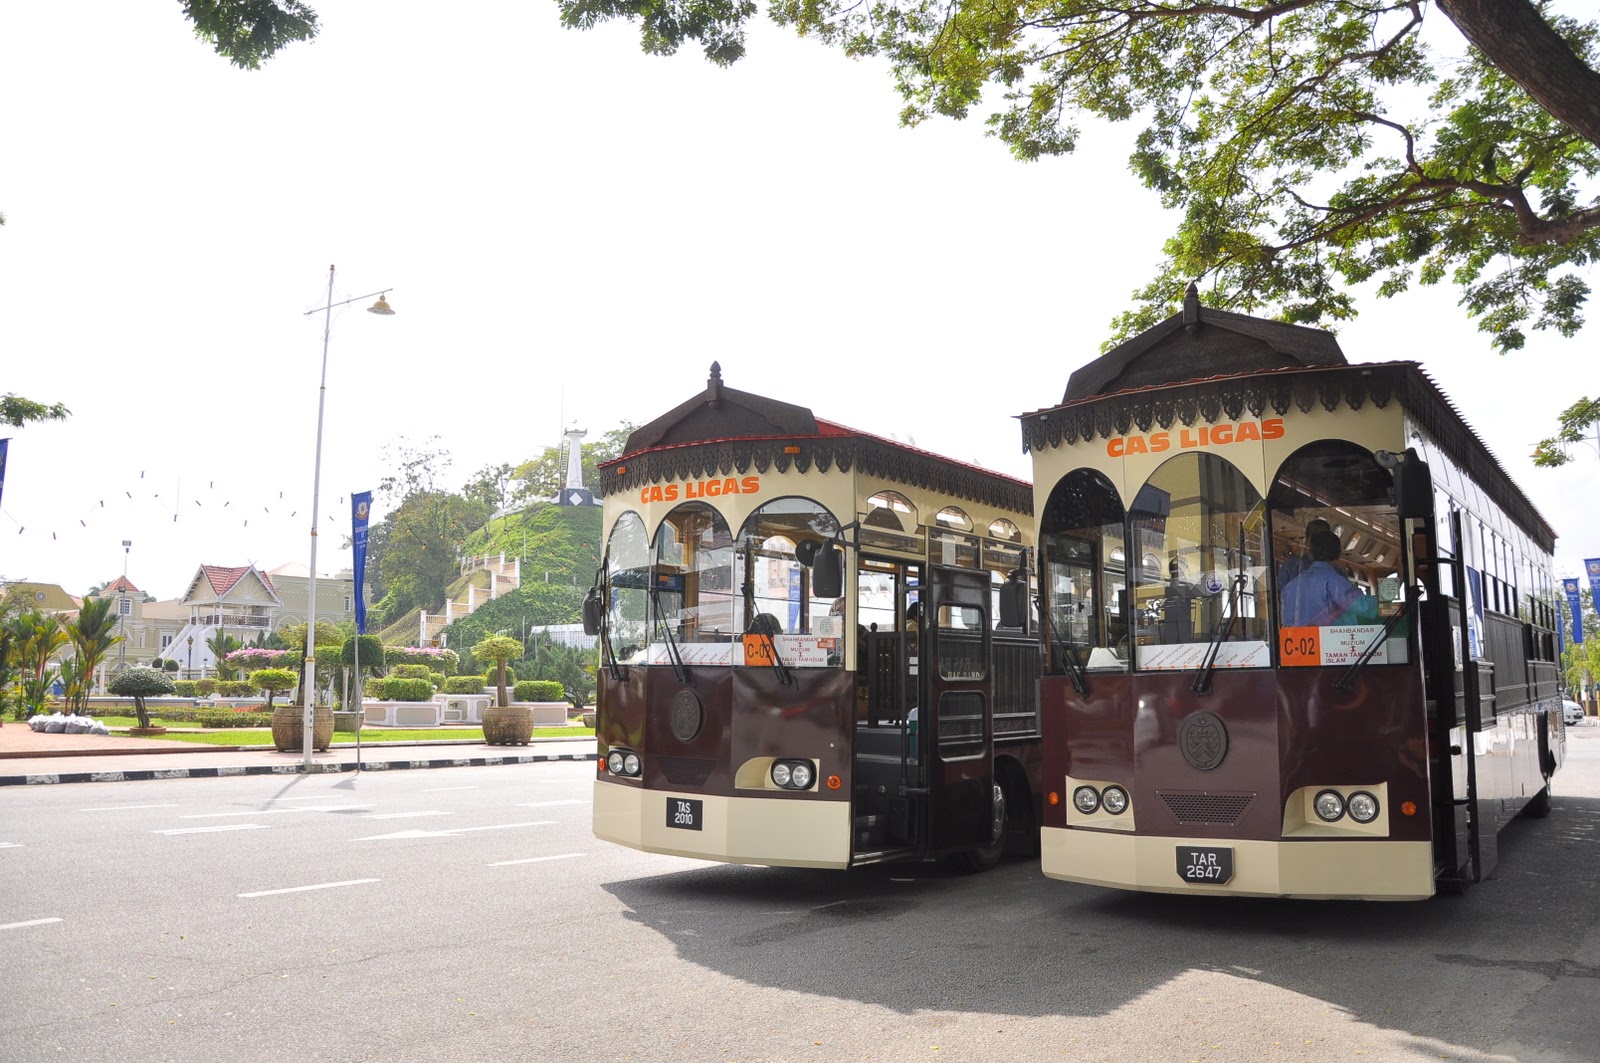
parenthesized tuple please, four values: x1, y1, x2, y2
(0, 720, 597, 786)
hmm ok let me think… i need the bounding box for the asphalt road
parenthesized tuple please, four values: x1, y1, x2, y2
(2, 728, 1598, 1063)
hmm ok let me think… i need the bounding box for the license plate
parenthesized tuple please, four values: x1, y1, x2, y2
(1176, 845, 1233, 884)
(666, 798, 703, 831)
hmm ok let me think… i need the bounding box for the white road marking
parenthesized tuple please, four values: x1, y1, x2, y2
(268, 795, 355, 803)
(489, 853, 587, 867)
(156, 825, 270, 836)
(421, 785, 479, 792)
(354, 820, 555, 841)
(0, 843, 22, 850)
(79, 804, 180, 812)
(515, 799, 589, 808)
(0, 918, 63, 931)
(238, 878, 381, 899)
(181, 805, 373, 819)
(361, 810, 449, 820)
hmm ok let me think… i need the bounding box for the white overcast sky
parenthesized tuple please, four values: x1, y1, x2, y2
(2, 1, 1596, 598)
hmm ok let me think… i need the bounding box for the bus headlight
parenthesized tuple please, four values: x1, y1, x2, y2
(1072, 786, 1101, 814)
(606, 749, 642, 777)
(771, 760, 814, 790)
(1313, 789, 1346, 822)
(1347, 791, 1380, 823)
(1101, 786, 1129, 815)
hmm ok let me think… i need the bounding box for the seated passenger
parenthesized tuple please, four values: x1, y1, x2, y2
(1281, 530, 1378, 627)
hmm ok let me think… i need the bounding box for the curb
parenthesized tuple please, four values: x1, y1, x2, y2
(0, 750, 598, 787)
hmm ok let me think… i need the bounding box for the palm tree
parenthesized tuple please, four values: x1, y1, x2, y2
(66, 597, 122, 711)
(207, 629, 242, 679)
(6, 610, 68, 718)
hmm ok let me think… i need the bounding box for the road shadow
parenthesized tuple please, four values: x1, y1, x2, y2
(601, 794, 1600, 1058)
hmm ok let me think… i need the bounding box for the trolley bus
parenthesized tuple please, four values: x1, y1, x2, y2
(1021, 287, 1566, 899)
(586, 364, 1041, 870)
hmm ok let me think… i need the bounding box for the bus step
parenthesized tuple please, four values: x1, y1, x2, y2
(851, 846, 917, 867)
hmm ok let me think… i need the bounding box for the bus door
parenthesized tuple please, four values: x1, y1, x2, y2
(1419, 507, 1478, 888)
(922, 565, 997, 855)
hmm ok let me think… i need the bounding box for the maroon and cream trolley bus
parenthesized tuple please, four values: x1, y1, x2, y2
(1022, 287, 1565, 899)
(586, 365, 1041, 870)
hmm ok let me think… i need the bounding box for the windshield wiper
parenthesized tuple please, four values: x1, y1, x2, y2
(590, 565, 625, 682)
(649, 585, 691, 684)
(747, 614, 794, 685)
(1047, 611, 1089, 696)
(1192, 573, 1247, 695)
(1334, 590, 1416, 691)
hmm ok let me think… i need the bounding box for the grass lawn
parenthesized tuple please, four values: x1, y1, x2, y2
(96, 718, 593, 745)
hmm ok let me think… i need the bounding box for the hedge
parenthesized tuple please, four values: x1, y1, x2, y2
(193, 709, 273, 728)
(385, 646, 459, 673)
(389, 664, 442, 688)
(381, 677, 436, 702)
(514, 680, 565, 702)
(217, 680, 255, 698)
(443, 676, 486, 694)
(173, 680, 199, 697)
(195, 679, 219, 696)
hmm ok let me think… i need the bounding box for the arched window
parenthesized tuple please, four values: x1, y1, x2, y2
(654, 502, 735, 644)
(605, 512, 651, 663)
(1269, 441, 1408, 665)
(1131, 453, 1268, 669)
(865, 490, 916, 531)
(1040, 469, 1127, 673)
(737, 497, 842, 640)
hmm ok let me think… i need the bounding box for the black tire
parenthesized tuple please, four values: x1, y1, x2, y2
(956, 781, 1007, 872)
(1522, 783, 1552, 820)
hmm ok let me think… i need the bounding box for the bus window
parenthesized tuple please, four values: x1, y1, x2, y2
(654, 502, 736, 643)
(1041, 469, 1128, 673)
(737, 497, 842, 638)
(605, 512, 652, 663)
(1130, 453, 1269, 670)
(1269, 441, 1409, 667)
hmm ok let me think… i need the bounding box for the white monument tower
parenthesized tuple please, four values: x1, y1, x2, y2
(558, 425, 597, 506)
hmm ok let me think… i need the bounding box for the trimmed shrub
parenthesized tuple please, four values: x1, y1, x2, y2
(514, 680, 565, 703)
(382, 677, 435, 702)
(217, 680, 255, 698)
(248, 667, 299, 710)
(162, 659, 181, 673)
(194, 709, 273, 728)
(443, 676, 486, 695)
(172, 680, 199, 698)
(363, 677, 388, 700)
(195, 679, 219, 697)
(389, 664, 437, 682)
(226, 647, 294, 671)
(385, 646, 458, 673)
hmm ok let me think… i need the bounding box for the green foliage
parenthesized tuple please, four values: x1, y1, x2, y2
(216, 680, 255, 697)
(109, 666, 176, 728)
(384, 645, 458, 673)
(389, 663, 442, 687)
(195, 678, 219, 696)
(162, 659, 181, 673)
(363, 677, 388, 700)
(247, 667, 298, 710)
(173, 680, 199, 698)
(561, 1, 1600, 354)
(64, 596, 121, 712)
(179, 0, 319, 70)
(514, 680, 565, 703)
(340, 634, 385, 673)
(1533, 397, 1600, 467)
(208, 631, 244, 679)
(4, 609, 68, 718)
(193, 708, 273, 728)
(519, 637, 597, 709)
(1, 393, 70, 428)
(382, 677, 436, 701)
(473, 634, 524, 707)
(443, 675, 487, 695)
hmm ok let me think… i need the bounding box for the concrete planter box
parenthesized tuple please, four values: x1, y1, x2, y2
(512, 701, 571, 727)
(363, 700, 445, 727)
(433, 693, 494, 724)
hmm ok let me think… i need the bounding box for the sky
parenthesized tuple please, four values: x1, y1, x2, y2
(2, 1, 1597, 600)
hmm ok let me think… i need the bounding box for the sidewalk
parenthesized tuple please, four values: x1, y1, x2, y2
(0, 720, 598, 787)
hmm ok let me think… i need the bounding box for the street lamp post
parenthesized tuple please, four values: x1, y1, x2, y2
(116, 539, 132, 673)
(300, 265, 394, 767)
(187, 636, 194, 679)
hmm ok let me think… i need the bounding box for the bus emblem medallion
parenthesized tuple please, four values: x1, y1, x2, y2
(670, 690, 704, 742)
(1179, 711, 1228, 772)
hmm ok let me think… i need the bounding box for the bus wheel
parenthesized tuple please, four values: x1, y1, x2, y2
(956, 782, 1007, 873)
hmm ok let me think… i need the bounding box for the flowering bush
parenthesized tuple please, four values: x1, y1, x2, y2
(384, 646, 459, 673)
(226, 647, 293, 670)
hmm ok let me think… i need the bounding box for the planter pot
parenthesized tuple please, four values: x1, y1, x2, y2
(127, 726, 168, 737)
(482, 704, 534, 746)
(580, 712, 597, 729)
(271, 706, 334, 752)
(332, 710, 364, 733)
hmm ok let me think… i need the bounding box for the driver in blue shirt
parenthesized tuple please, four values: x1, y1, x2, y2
(1281, 529, 1377, 627)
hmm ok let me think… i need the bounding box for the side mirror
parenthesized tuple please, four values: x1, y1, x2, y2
(999, 570, 1028, 629)
(1377, 447, 1433, 522)
(811, 543, 844, 600)
(581, 585, 603, 636)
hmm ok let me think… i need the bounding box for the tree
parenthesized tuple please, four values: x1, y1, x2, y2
(207, 630, 243, 679)
(65, 597, 122, 712)
(109, 666, 175, 729)
(248, 667, 299, 711)
(1, 393, 69, 428)
(279, 620, 344, 705)
(1532, 396, 1600, 467)
(561, 1, 1600, 354)
(522, 636, 597, 710)
(4, 609, 67, 718)
(179, 1, 319, 69)
(472, 634, 524, 708)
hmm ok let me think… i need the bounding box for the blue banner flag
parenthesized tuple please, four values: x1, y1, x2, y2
(1587, 559, 1600, 634)
(1565, 578, 1584, 645)
(352, 490, 373, 635)
(0, 438, 9, 509)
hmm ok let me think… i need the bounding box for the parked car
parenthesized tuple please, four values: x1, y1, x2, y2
(1564, 699, 1585, 726)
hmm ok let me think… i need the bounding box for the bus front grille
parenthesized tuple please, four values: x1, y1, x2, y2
(658, 756, 716, 787)
(1156, 790, 1255, 825)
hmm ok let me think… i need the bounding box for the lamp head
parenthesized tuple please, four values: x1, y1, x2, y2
(367, 294, 396, 316)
